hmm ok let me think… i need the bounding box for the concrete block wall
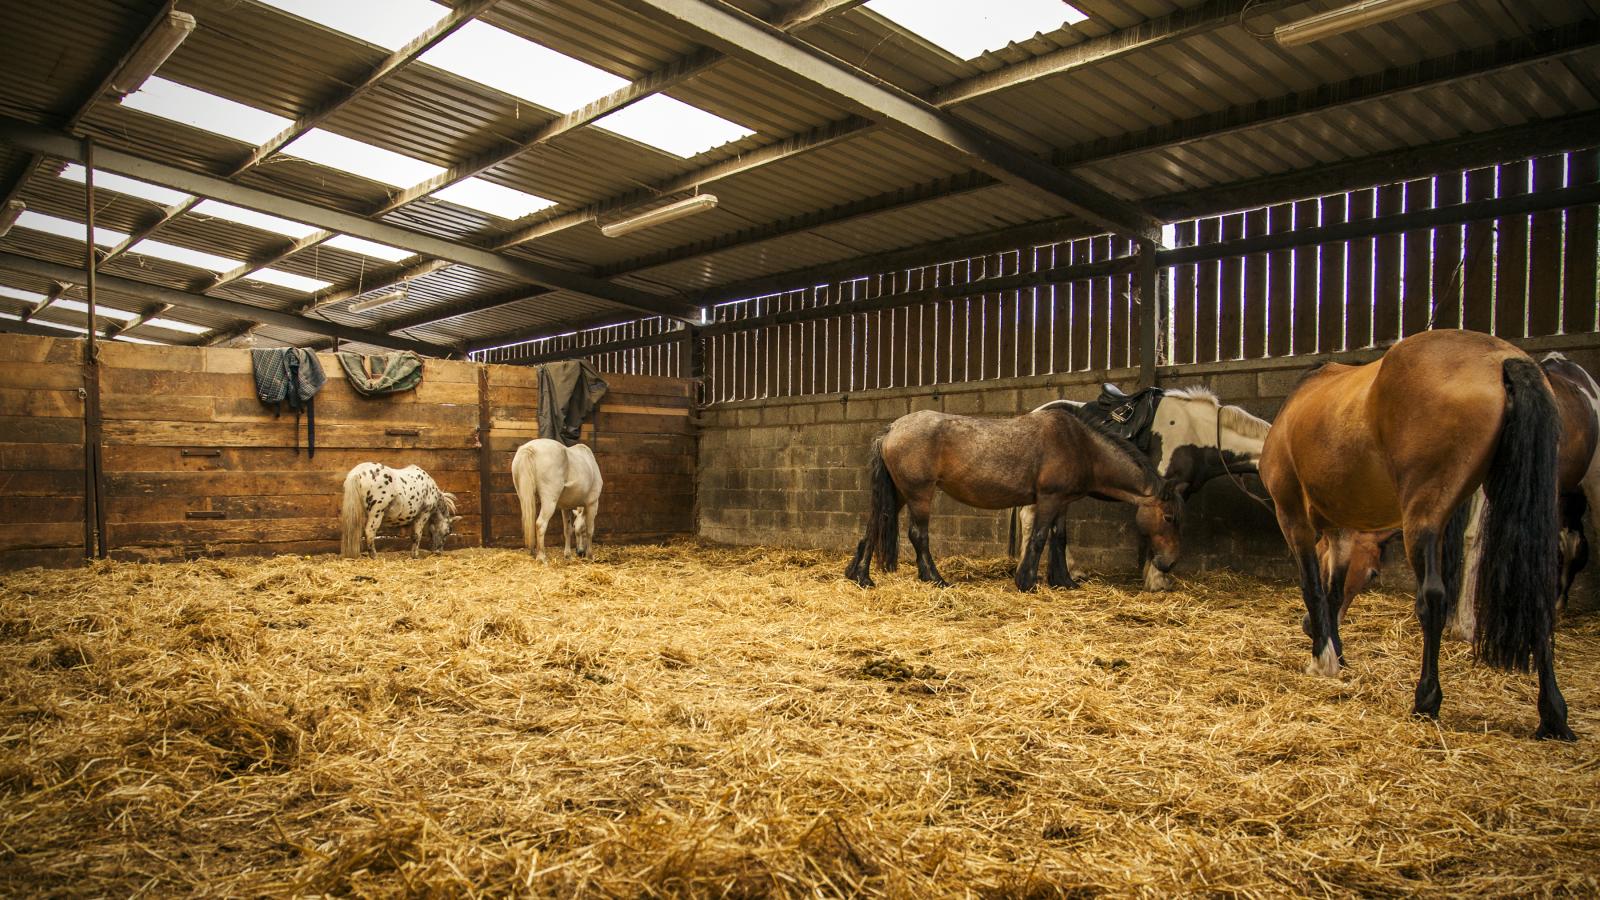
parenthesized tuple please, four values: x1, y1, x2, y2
(698, 333, 1600, 586)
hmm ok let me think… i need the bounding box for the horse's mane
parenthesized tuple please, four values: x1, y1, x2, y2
(1045, 407, 1163, 489)
(1163, 383, 1272, 441)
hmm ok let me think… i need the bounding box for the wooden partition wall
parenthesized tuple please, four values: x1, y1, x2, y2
(0, 334, 695, 570)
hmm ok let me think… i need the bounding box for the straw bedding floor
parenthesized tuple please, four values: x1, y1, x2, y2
(2, 543, 1598, 897)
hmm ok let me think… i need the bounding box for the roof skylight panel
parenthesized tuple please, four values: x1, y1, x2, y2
(0, 312, 91, 335)
(127, 239, 242, 273)
(15, 211, 129, 246)
(280, 130, 446, 189)
(243, 269, 332, 293)
(431, 178, 555, 220)
(190, 200, 319, 239)
(323, 235, 413, 262)
(595, 94, 755, 158)
(54, 299, 138, 322)
(255, 0, 447, 51)
(121, 77, 291, 143)
(420, 21, 627, 112)
(142, 317, 211, 334)
(865, 0, 1089, 60)
(59, 165, 190, 207)
(0, 286, 46, 303)
(113, 335, 165, 344)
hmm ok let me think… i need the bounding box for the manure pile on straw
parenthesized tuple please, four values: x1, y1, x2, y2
(2, 544, 1599, 896)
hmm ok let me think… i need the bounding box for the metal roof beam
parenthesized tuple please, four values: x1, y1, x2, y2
(0, 117, 694, 319)
(564, 20, 1600, 300)
(611, 0, 1160, 241)
(0, 251, 457, 357)
(928, 0, 1303, 107)
(378, 286, 555, 334)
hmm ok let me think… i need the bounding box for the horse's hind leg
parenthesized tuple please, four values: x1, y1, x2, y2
(535, 496, 557, 563)
(364, 505, 386, 559)
(905, 493, 948, 588)
(1278, 504, 1340, 677)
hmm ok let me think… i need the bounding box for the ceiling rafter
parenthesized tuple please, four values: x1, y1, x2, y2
(94, 0, 504, 279)
(608, 0, 1161, 240)
(185, 0, 869, 347)
(0, 250, 456, 356)
(499, 19, 1600, 308)
(0, 118, 692, 319)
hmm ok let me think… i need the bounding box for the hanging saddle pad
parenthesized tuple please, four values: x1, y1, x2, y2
(337, 350, 424, 397)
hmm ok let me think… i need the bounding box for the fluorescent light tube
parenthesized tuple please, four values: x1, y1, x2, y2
(348, 288, 409, 314)
(1274, 0, 1456, 47)
(600, 194, 719, 238)
(110, 11, 198, 97)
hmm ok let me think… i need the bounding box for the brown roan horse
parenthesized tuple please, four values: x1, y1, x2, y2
(1261, 329, 1573, 740)
(845, 408, 1185, 592)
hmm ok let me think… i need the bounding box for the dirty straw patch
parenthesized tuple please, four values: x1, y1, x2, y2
(1, 545, 1598, 897)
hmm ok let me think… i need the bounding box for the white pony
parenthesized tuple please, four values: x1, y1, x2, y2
(339, 463, 459, 558)
(512, 438, 603, 562)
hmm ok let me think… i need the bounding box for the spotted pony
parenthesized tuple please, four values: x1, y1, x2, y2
(339, 463, 460, 558)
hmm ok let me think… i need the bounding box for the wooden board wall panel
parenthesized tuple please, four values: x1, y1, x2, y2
(1462, 167, 1498, 333)
(1495, 159, 1531, 340)
(0, 336, 87, 569)
(1528, 154, 1566, 337)
(1316, 195, 1347, 354)
(1373, 184, 1404, 344)
(1172, 222, 1196, 365)
(1400, 178, 1435, 338)
(1290, 199, 1320, 356)
(1564, 151, 1599, 334)
(1218, 215, 1244, 361)
(1430, 175, 1465, 331)
(1265, 203, 1293, 358)
(1344, 188, 1376, 350)
(1243, 208, 1268, 359)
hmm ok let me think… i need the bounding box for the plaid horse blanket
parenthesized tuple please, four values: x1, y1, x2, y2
(251, 348, 327, 457)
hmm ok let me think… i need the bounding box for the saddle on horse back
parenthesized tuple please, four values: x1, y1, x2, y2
(1074, 382, 1164, 453)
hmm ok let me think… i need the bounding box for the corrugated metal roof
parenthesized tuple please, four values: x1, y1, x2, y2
(0, 0, 1593, 355)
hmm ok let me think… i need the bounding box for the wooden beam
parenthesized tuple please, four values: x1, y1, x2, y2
(0, 251, 459, 356)
(1149, 110, 1600, 221)
(611, 0, 1160, 240)
(1156, 181, 1600, 267)
(19, 281, 69, 322)
(1137, 240, 1158, 388)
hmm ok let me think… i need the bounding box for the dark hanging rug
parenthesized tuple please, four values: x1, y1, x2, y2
(251, 348, 327, 457)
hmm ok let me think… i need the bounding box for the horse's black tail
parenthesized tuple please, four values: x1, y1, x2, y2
(845, 432, 902, 582)
(1473, 357, 1561, 672)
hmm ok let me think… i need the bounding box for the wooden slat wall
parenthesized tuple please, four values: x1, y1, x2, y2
(484, 367, 695, 549)
(98, 343, 486, 562)
(690, 147, 1598, 402)
(0, 336, 86, 570)
(0, 336, 696, 568)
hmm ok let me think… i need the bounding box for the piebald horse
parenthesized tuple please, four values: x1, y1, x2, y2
(1261, 329, 1572, 740)
(1019, 386, 1272, 590)
(846, 408, 1184, 592)
(1334, 351, 1600, 630)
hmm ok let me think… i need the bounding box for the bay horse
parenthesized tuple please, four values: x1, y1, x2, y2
(844, 408, 1185, 592)
(512, 438, 603, 562)
(1331, 351, 1600, 630)
(1021, 387, 1272, 590)
(1261, 329, 1572, 740)
(340, 463, 460, 558)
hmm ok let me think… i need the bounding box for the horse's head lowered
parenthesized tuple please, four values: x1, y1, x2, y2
(426, 492, 462, 552)
(1135, 478, 1187, 572)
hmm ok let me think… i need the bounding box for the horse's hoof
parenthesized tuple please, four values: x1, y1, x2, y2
(1535, 722, 1578, 742)
(1304, 644, 1341, 678)
(1047, 577, 1078, 591)
(852, 575, 875, 589)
